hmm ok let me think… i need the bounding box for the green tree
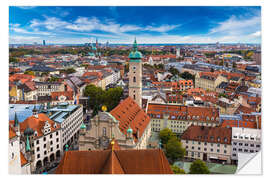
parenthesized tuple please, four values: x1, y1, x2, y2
(24, 71, 35, 76)
(124, 63, 129, 73)
(232, 62, 237, 69)
(84, 84, 105, 110)
(189, 160, 210, 174)
(48, 76, 59, 82)
(159, 128, 176, 145)
(171, 165, 186, 174)
(169, 67, 180, 76)
(84, 84, 123, 116)
(165, 137, 186, 164)
(180, 71, 194, 81)
(104, 87, 123, 111)
(9, 57, 19, 63)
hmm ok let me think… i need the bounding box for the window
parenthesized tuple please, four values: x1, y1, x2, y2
(57, 144, 59, 149)
(37, 147, 40, 152)
(233, 154, 236, 157)
(198, 147, 201, 150)
(50, 141, 53, 145)
(239, 148, 242, 152)
(44, 144, 46, 148)
(211, 148, 213, 152)
(50, 134, 53, 138)
(191, 146, 194, 150)
(37, 140, 39, 145)
(51, 147, 53, 152)
(43, 137, 46, 141)
(56, 138, 59, 142)
(198, 153, 200, 157)
(204, 148, 207, 151)
(250, 144, 254, 147)
(224, 150, 227, 154)
(44, 151, 47, 155)
(245, 143, 249, 146)
(103, 127, 106, 136)
(256, 144, 260, 148)
(133, 94, 136, 100)
(56, 132, 59, 136)
(37, 154, 40, 159)
(217, 149, 220, 153)
(133, 76, 136, 83)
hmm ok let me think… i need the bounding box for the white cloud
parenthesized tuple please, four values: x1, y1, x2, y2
(210, 15, 261, 36)
(145, 24, 180, 33)
(10, 23, 52, 36)
(30, 17, 69, 30)
(250, 31, 261, 37)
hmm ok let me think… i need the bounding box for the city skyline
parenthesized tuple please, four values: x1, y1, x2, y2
(9, 6, 261, 44)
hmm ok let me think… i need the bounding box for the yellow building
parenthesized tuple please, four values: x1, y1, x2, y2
(195, 72, 228, 91)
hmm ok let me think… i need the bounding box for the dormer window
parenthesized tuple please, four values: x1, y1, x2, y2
(217, 137, 220, 142)
(34, 131, 38, 136)
(54, 123, 57, 128)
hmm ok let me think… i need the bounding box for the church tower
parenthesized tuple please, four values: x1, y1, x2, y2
(128, 38, 142, 107)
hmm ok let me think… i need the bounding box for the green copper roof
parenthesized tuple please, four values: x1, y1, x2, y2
(80, 122, 86, 129)
(25, 135, 31, 152)
(129, 38, 143, 60)
(127, 126, 133, 133)
(24, 127, 34, 136)
(14, 112, 19, 127)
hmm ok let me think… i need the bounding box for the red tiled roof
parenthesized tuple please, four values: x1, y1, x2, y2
(20, 152, 28, 166)
(110, 97, 151, 142)
(55, 149, 173, 174)
(51, 91, 74, 101)
(147, 103, 219, 123)
(181, 125, 232, 145)
(19, 113, 60, 138)
(9, 125, 17, 139)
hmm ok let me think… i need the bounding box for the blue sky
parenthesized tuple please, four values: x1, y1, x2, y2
(9, 6, 261, 44)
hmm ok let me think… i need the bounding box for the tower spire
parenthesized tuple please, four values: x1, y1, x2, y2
(133, 37, 137, 51)
(14, 112, 19, 127)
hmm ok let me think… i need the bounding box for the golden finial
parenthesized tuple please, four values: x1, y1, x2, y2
(102, 105, 107, 112)
(111, 140, 115, 151)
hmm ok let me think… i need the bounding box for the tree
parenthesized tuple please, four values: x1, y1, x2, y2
(124, 63, 129, 73)
(9, 57, 19, 63)
(84, 84, 105, 110)
(180, 71, 195, 81)
(189, 160, 210, 174)
(171, 165, 186, 174)
(169, 67, 180, 77)
(104, 87, 123, 111)
(165, 137, 186, 164)
(24, 70, 35, 76)
(159, 128, 176, 145)
(232, 62, 237, 69)
(84, 84, 123, 116)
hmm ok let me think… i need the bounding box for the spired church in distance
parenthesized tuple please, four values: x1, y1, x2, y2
(78, 39, 151, 150)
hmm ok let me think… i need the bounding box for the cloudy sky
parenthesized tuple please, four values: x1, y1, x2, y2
(9, 6, 261, 44)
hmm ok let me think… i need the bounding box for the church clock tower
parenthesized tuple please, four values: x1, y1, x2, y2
(128, 38, 142, 107)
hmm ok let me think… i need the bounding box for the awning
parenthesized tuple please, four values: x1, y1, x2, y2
(218, 156, 228, 161)
(210, 156, 218, 159)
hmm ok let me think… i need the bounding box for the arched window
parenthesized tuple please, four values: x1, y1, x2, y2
(133, 76, 136, 83)
(133, 94, 136, 100)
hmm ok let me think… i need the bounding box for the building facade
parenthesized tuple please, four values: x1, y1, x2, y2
(79, 97, 151, 150)
(181, 125, 232, 164)
(147, 103, 220, 135)
(231, 127, 261, 164)
(46, 103, 83, 150)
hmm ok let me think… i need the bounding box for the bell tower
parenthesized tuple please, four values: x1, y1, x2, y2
(128, 38, 142, 107)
